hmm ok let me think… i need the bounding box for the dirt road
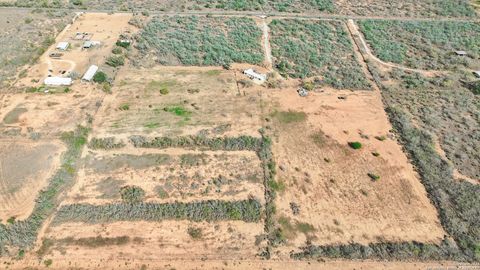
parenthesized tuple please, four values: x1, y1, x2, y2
(346, 19, 446, 76)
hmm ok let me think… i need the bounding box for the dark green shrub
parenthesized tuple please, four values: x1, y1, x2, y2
(93, 71, 107, 83)
(348, 142, 362, 149)
(106, 55, 125, 67)
(187, 227, 203, 239)
(367, 173, 380, 181)
(120, 186, 145, 203)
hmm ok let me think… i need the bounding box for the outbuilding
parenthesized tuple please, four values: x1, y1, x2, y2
(455, 51, 467, 56)
(82, 65, 99, 81)
(474, 71, 480, 78)
(44, 76, 72, 86)
(56, 42, 69, 51)
(243, 68, 267, 83)
(83, 41, 100, 49)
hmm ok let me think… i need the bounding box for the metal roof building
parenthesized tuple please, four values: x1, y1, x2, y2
(243, 68, 267, 83)
(44, 77, 72, 86)
(474, 71, 480, 78)
(82, 65, 99, 81)
(56, 42, 69, 51)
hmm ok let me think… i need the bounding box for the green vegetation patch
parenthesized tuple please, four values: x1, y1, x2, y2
(129, 135, 262, 151)
(136, 16, 264, 66)
(120, 186, 146, 203)
(53, 199, 262, 224)
(145, 80, 177, 95)
(348, 141, 362, 149)
(270, 19, 371, 89)
(88, 137, 125, 150)
(164, 105, 191, 117)
(358, 20, 480, 70)
(271, 110, 307, 124)
(194, 0, 334, 12)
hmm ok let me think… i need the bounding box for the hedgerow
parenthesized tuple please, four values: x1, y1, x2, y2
(88, 137, 125, 150)
(135, 16, 264, 67)
(52, 199, 261, 224)
(269, 19, 371, 89)
(129, 135, 262, 151)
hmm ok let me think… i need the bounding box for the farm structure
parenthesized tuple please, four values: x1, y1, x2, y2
(44, 76, 72, 86)
(56, 42, 69, 51)
(82, 65, 99, 81)
(243, 68, 267, 83)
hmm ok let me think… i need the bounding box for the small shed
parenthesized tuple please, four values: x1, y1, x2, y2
(243, 69, 267, 83)
(44, 77, 72, 86)
(83, 41, 100, 48)
(83, 41, 93, 48)
(474, 71, 480, 78)
(455, 51, 467, 56)
(56, 42, 69, 51)
(82, 65, 99, 81)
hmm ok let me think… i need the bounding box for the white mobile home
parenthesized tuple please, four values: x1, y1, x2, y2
(44, 77, 72, 86)
(82, 65, 99, 81)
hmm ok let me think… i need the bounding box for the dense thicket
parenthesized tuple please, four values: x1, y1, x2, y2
(53, 199, 262, 224)
(358, 20, 480, 70)
(135, 16, 264, 66)
(269, 19, 371, 89)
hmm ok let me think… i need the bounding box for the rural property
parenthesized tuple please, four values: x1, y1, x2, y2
(0, 1, 478, 269)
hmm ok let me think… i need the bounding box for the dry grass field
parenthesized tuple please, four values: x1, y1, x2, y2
(92, 66, 264, 138)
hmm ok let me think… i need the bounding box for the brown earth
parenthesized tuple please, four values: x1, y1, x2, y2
(265, 86, 445, 254)
(0, 139, 64, 222)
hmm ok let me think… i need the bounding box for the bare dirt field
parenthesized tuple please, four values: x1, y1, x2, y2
(265, 87, 445, 254)
(0, 139, 64, 222)
(92, 66, 264, 138)
(39, 220, 265, 262)
(0, 85, 102, 137)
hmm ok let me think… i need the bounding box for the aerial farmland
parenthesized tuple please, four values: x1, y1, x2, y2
(0, 1, 478, 269)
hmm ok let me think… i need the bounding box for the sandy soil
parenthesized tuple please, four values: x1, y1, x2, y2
(0, 139, 64, 222)
(0, 84, 103, 137)
(15, 12, 134, 88)
(40, 220, 265, 261)
(63, 148, 265, 205)
(92, 66, 264, 138)
(266, 87, 445, 253)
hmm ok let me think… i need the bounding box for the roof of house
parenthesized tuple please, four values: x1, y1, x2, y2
(44, 76, 72, 86)
(243, 69, 266, 81)
(455, 51, 467, 55)
(56, 42, 69, 50)
(82, 65, 99, 81)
